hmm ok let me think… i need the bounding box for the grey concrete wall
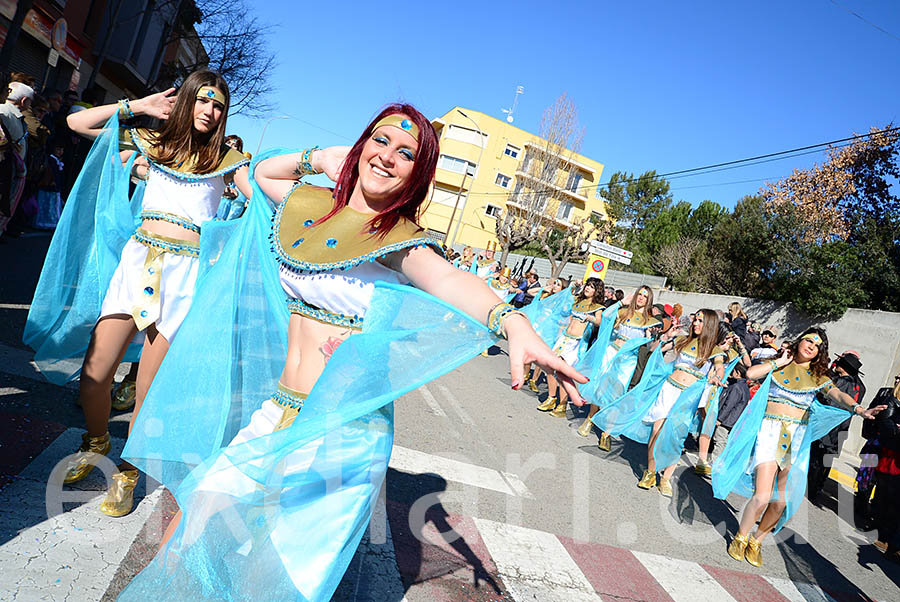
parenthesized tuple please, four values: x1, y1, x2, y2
(652, 289, 900, 457)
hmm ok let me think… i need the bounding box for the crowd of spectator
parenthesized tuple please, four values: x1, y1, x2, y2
(0, 72, 100, 242)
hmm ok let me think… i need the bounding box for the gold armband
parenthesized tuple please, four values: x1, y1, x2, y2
(293, 147, 321, 178)
(118, 99, 134, 121)
(487, 302, 525, 339)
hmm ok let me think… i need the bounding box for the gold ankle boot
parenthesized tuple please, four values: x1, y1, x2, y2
(99, 469, 139, 517)
(657, 476, 673, 497)
(111, 379, 137, 411)
(694, 459, 712, 477)
(728, 533, 749, 562)
(63, 432, 111, 484)
(577, 419, 593, 437)
(537, 397, 557, 412)
(527, 379, 540, 394)
(598, 432, 611, 451)
(745, 534, 763, 567)
(637, 469, 656, 489)
(549, 402, 568, 418)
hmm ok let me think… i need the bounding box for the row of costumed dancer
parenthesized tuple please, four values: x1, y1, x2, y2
(24, 71, 590, 600)
(523, 280, 885, 567)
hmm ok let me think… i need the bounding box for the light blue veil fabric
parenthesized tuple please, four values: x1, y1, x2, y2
(521, 287, 575, 346)
(24, 114, 143, 383)
(700, 355, 743, 437)
(652, 354, 742, 470)
(119, 150, 497, 600)
(591, 346, 672, 443)
(711, 371, 850, 532)
(573, 302, 621, 393)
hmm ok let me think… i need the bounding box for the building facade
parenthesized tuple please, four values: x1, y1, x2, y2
(422, 107, 608, 252)
(0, 0, 203, 102)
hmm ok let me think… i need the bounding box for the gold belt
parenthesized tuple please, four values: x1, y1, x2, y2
(763, 412, 808, 469)
(130, 228, 200, 331)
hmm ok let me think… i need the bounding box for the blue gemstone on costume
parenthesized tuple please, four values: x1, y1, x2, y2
(140, 310, 148, 318)
(303, 219, 314, 227)
(784, 379, 790, 384)
(148, 267, 154, 274)
(292, 238, 304, 247)
(144, 286, 154, 296)
(206, 90, 215, 98)
(326, 238, 338, 248)
(400, 119, 413, 130)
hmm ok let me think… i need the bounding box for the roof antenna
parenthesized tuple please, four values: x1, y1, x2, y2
(501, 85, 524, 123)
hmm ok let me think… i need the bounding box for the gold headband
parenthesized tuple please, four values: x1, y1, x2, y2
(197, 86, 226, 105)
(500, 266, 511, 278)
(372, 114, 419, 141)
(801, 333, 823, 345)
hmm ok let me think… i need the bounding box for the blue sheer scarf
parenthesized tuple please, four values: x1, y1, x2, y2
(120, 149, 497, 600)
(711, 370, 851, 532)
(700, 355, 742, 438)
(24, 114, 143, 383)
(652, 355, 742, 470)
(591, 346, 672, 443)
(521, 287, 574, 346)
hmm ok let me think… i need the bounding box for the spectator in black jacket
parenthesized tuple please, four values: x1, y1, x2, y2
(869, 378, 900, 558)
(808, 352, 867, 502)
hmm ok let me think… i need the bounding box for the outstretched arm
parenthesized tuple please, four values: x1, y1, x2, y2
(826, 387, 886, 419)
(398, 246, 588, 403)
(253, 146, 350, 205)
(67, 88, 175, 139)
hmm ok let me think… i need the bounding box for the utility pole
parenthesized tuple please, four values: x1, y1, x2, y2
(0, 0, 36, 73)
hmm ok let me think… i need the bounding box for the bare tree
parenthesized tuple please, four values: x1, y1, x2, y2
(538, 215, 603, 279)
(496, 93, 605, 276)
(652, 237, 709, 292)
(152, 0, 277, 117)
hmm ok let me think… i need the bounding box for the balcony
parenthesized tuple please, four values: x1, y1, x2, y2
(513, 168, 589, 205)
(505, 199, 575, 230)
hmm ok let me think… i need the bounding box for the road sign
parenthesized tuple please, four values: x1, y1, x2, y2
(583, 254, 609, 281)
(47, 49, 59, 67)
(588, 240, 632, 265)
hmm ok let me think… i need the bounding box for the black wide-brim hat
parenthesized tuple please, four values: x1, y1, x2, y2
(836, 353, 864, 376)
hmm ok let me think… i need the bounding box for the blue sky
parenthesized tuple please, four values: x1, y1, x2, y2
(227, 0, 900, 209)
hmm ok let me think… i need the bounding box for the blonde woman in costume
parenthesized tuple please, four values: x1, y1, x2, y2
(582, 286, 661, 447)
(58, 71, 250, 516)
(637, 309, 725, 496)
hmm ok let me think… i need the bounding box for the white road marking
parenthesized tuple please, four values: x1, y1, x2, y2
(765, 576, 837, 602)
(632, 551, 737, 602)
(435, 382, 475, 425)
(0, 428, 163, 602)
(389, 445, 532, 498)
(0, 341, 53, 385)
(417, 384, 447, 417)
(0, 386, 27, 396)
(473, 518, 601, 602)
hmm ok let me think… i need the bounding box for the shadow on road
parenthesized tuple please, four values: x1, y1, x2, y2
(385, 468, 504, 598)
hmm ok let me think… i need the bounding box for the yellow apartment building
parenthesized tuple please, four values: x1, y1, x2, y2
(422, 107, 608, 251)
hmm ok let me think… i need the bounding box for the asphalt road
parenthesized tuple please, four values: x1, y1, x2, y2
(1, 230, 897, 601)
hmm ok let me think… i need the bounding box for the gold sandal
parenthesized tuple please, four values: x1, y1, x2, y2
(99, 469, 139, 517)
(63, 432, 111, 484)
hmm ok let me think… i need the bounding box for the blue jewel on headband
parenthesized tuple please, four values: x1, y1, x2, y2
(206, 90, 215, 98)
(400, 119, 413, 131)
(303, 219, 314, 227)
(326, 238, 338, 248)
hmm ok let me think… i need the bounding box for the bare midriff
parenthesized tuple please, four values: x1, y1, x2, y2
(765, 401, 809, 421)
(565, 316, 590, 338)
(279, 313, 358, 395)
(669, 369, 700, 388)
(139, 219, 201, 243)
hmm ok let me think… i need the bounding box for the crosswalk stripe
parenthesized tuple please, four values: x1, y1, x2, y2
(473, 518, 601, 601)
(0, 303, 30, 310)
(702, 564, 790, 602)
(389, 445, 532, 498)
(632, 551, 738, 602)
(0, 428, 162, 601)
(764, 575, 837, 602)
(435, 382, 475, 426)
(418, 384, 447, 417)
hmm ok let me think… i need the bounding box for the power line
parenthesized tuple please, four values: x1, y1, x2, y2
(828, 0, 900, 42)
(455, 126, 899, 198)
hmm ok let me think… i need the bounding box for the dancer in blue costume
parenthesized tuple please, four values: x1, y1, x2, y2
(453, 245, 478, 273)
(119, 104, 587, 601)
(525, 278, 566, 391)
(487, 266, 516, 301)
(580, 286, 660, 448)
(25, 70, 250, 517)
(536, 278, 606, 419)
(716, 328, 885, 567)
